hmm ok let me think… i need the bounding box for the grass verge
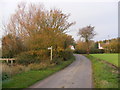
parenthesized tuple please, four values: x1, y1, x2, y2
(90, 53, 118, 67)
(85, 55, 119, 88)
(2, 56, 75, 88)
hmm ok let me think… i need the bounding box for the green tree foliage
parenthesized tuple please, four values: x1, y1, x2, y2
(94, 42, 98, 49)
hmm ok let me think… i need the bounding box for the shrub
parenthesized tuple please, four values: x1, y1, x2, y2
(16, 51, 37, 65)
(52, 49, 73, 65)
(16, 50, 49, 65)
(74, 49, 104, 54)
(90, 49, 105, 54)
(55, 50, 73, 61)
(74, 49, 86, 54)
(61, 50, 73, 61)
(52, 57, 63, 65)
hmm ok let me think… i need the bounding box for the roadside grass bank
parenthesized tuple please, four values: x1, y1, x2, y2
(2, 55, 75, 88)
(90, 54, 118, 67)
(85, 55, 119, 88)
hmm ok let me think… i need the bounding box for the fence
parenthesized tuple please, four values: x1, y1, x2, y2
(0, 58, 16, 65)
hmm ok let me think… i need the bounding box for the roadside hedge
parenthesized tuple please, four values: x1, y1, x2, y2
(51, 50, 73, 65)
(74, 49, 104, 54)
(16, 49, 73, 65)
(16, 50, 49, 65)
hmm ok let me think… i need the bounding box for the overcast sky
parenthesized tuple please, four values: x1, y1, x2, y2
(0, 0, 118, 43)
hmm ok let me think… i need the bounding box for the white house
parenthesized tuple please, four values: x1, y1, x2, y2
(98, 43, 104, 49)
(69, 45, 75, 50)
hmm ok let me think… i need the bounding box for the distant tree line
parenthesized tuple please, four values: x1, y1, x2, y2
(74, 37, 119, 54)
(98, 38, 119, 53)
(74, 25, 118, 54)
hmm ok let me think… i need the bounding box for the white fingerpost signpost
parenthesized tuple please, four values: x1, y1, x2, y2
(48, 46, 52, 61)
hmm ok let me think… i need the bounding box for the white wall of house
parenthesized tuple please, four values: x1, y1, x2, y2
(69, 45, 75, 50)
(98, 43, 104, 49)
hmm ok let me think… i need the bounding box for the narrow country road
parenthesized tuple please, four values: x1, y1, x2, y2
(29, 54, 93, 88)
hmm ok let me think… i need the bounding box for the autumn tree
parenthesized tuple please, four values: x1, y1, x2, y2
(5, 3, 75, 47)
(75, 40, 96, 54)
(103, 38, 119, 53)
(75, 40, 87, 54)
(2, 34, 25, 58)
(3, 3, 75, 63)
(6, 3, 75, 42)
(78, 25, 96, 54)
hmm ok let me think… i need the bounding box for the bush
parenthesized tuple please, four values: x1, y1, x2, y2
(74, 49, 86, 54)
(16, 50, 48, 65)
(62, 50, 73, 60)
(16, 51, 37, 65)
(58, 50, 73, 61)
(52, 50, 73, 65)
(90, 49, 104, 54)
(74, 49, 105, 54)
(52, 57, 63, 65)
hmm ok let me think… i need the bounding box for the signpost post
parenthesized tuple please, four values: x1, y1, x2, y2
(48, 46, 52, 61)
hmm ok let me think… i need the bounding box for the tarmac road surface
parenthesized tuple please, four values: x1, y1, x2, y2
(29, 54, 93, 88)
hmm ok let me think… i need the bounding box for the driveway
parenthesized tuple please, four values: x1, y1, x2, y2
(29, 54, 93, 88)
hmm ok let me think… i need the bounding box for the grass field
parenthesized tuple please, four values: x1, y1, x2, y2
(90, 54, 118, 66)
(86, 55, 119, 88)
(2, 56, 75, 88)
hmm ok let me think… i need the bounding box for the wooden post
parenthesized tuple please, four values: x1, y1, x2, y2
(7, 59, 8, 63)
(11, 60, 13, 65)
(50, 46, 52, 61)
